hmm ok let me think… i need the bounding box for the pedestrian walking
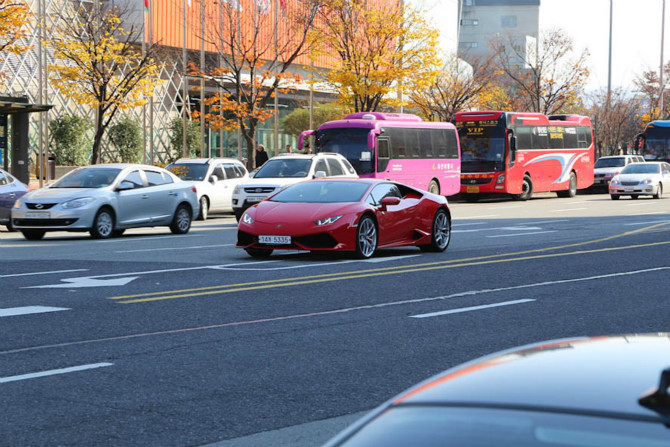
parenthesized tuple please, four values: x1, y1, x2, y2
(255, 144, 269, 168)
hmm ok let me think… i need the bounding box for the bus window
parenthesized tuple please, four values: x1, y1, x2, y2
(406, 129, 421, 158)
(516, 126, 533, 149)
(577, 127, 589, 148)
(445, 129, 459, 158)
(549, 127, 565, 149)
(420, 129, 433, 158)
(563, 127, 578, 149)
(377, 139, 391, 172)
(532, 126, 548, 149)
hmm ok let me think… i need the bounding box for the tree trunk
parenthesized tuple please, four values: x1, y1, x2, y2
(91, 106, 105, 165)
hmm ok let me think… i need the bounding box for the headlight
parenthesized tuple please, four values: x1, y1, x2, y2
(61, 197, 95, 209)
(242, 213, 254, 224)
(610, 178, 620, 185)
(496, 174, 505, 184)
(13, 198, 23, 209)
(641, 178, 653, 185)
(315, 215, 342, 226)
(233, 185, 241, 194)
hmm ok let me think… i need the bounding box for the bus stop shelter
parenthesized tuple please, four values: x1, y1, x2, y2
(0, 96, 53, 185)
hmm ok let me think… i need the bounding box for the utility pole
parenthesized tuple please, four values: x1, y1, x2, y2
(661, 0, 666, 119)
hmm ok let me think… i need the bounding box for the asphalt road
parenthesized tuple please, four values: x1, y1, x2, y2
(1, 192, 669, 446)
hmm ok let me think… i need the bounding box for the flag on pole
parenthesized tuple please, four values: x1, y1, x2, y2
(224, 0, 243, 11)
(187, 0, 192, 7)
(144, 0, 150, 12)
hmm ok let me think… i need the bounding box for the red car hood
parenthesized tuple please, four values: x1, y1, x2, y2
(251, 201, 357, 224)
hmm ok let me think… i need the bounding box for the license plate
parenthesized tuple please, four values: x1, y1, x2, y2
(466, 186, 480, 193)
(26, 212, 50, 219)
(247, 196, 264, 203)
(259, 235, 291, 245)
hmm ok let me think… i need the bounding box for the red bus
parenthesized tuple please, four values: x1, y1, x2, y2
(454, 111, 594, 201)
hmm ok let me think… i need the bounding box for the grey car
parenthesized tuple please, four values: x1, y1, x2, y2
(0, 168, 30, 231)
(325, 333, 670, 446)
(11, 164, 199, 240)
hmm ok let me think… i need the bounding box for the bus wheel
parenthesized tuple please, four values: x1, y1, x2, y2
(428, 179, 440, 195)
(557, 172, 577, 198)
(514, 176, 533, 201)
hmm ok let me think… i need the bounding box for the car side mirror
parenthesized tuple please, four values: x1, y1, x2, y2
(116, 181, 135, 191)
(209, 175, 218, 184)
(313, 170, 327, 179)
(380, 196, 400, 210)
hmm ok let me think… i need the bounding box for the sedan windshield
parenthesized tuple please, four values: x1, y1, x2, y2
(166, 163, 209, 181)
(51, 168, 122, 188)
(595, 157, 626, 168)
(270, 181, 369, 203)
(621, 164, 660, 174)
(254, 158, 312, 178)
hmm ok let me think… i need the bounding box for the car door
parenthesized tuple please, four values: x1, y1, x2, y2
(368, 183, 407, 245)
(115, 169, 151, 226)
(0, 171, 12, 221)
(143, 168, 179, 223)
(218, 163, 244, 211)
(207, 164, 227, 211)
(326, 158, 346, 178)
(662, 163, 670, 190)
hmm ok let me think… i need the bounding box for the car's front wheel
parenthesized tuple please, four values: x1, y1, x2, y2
(198, 197, 209, 220)
(653, 184, 663, 199)
(355, 215, 377, 259)
(170, 204, 192, 234)
(21, 229, 45, 240)
(420, 208, 451, 252)
(90, 208, 115, 239)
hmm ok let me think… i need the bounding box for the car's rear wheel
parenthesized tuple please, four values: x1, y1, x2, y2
(22, 229, 45, 240)
(428, 179, 440, 195)
(245, 248, 273, 257)
(610, 194, 620, 200)
(90, 208, 114, 239)
(557, 172, 577, 198)
(198, 197, 209, 220)
(355, 215, 377, 259)
(653, 184, 663, 199)
(420, 208, 451, 252)
(170, 204, 192, 234)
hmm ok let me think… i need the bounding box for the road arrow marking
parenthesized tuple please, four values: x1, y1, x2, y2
(24, 277, 138, 289)
(0, 306, 70, 317)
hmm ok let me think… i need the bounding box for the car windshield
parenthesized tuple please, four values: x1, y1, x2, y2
(595, 157, 626, 168)
(621, 164, 660, 174)
(339, 406, 670, 446)
(254, 158, 312, 178)
(166, 163, 209, 181)
(269, 181, 369, 203)
(51, 168, 122, 188)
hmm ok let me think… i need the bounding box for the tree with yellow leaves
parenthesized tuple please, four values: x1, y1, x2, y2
(48, 3, 160, 164)
(0, 0, 31, 87)
(314, 0, 440, 112)
(490, 29, 589, 115)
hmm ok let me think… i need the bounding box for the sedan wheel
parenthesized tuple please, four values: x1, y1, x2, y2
(653, 184, 663, 199)
(90, 208, 114, 239)
(420, 209, 451, 252)
(198, 197, 209, 220)
(170, 205, 192, 234)
(355, 215, 377, 259)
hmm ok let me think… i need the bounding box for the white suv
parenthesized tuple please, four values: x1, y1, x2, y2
(232, 152, 357, 221)
(593, 155, 645, 188)
(166, 158, 248, 220)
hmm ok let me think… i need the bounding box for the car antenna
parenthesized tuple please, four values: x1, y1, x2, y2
(638, 367, 670, 418)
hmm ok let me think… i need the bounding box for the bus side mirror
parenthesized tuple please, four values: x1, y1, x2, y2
(509, 136, 517, 162)
(368, 129, 380, 150)
(299, 130, 315, 151)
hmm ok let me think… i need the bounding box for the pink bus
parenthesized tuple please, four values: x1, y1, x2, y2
(298, 112, 461, 196)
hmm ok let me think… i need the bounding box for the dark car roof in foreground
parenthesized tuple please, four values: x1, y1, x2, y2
(393, 334, 670, 421)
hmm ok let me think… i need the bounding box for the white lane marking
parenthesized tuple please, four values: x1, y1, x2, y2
(366, 254, 420, 263)
(95, 234, 203, 243)
(0, 306, 70, 317)
(487, 205, 523, 209)
(451, 222, 487, 227)
(517, 220, 568, 225)
(215, 255, 420, 271)
(487, 231, 556, 238)
(3, 268, 668, 356)
(625, 220, 670, 226)
(115, 244, 234, 253)
(0, 269, 88, 278)
(462, 214, 500, 218)
(549, 208, 587, 212)
(498, 226, 542, 231)
(0, 363, 113, 384)
(26, 277, 138, 289)
(625, 202, 659, 206)
(410, 299, 535, 319)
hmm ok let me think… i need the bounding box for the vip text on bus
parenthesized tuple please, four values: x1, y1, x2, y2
(634, 120, 670, 163)
(298, 112, 461, 196)
(454, 111, 595, 201)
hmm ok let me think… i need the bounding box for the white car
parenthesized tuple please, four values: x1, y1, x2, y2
(232, 152, 358, 221)
(593, 155, 645, 188)
(166, 158, 248, 220)
(12, 164, 199, 240)
(609, 161, 670, 199)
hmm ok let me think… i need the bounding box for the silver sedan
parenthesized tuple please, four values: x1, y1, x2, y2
(609, 162, 670, 200)
(11, 164, 199, 240)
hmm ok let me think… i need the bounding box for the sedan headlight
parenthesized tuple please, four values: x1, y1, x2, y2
(233, 185, 241, 194)
(610, 178, 620, 185)
(242, 213, 254, 224)
(61, 197, 95, 209)
(641, 178, 653, 185)
(315, 215, 342, 226)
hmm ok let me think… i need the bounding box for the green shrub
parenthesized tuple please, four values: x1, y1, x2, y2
(108, 116, 143, 163)
(49, 114, 92, 166)
(168, 116, 200, 163)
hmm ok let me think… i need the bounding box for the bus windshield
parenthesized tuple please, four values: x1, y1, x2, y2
(457, 122, 506, 173)
(316, 128, 373, 174)
(644, 127, 670, 160)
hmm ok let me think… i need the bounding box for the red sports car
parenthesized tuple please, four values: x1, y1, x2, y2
(236, 178, 451, 258)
